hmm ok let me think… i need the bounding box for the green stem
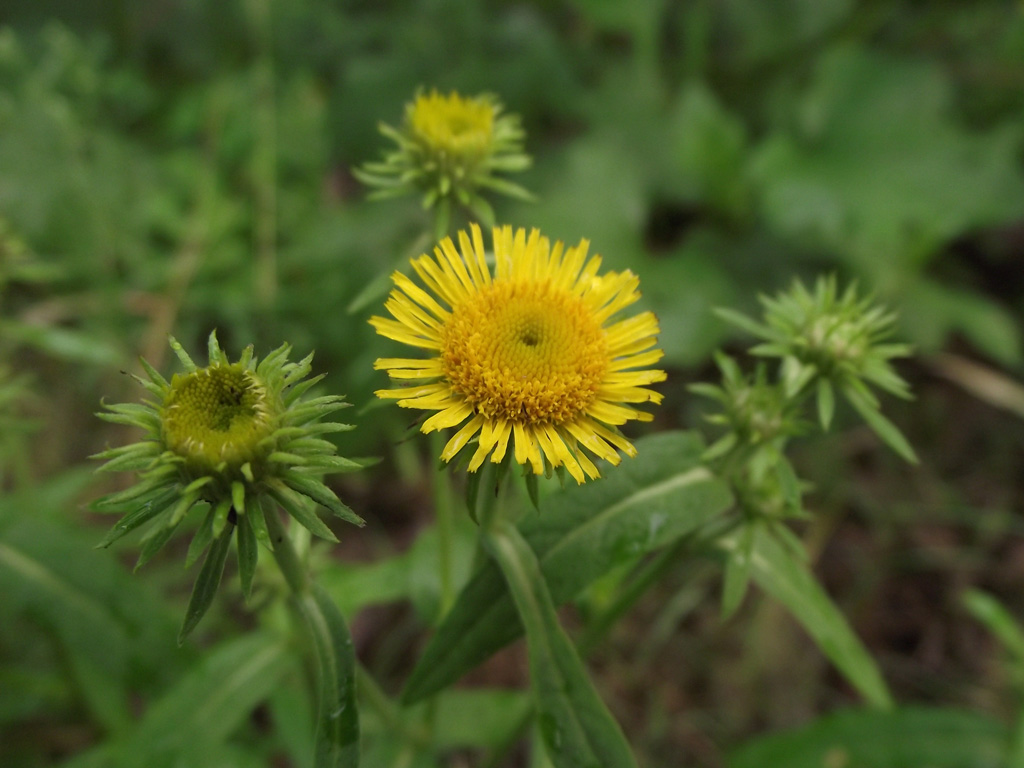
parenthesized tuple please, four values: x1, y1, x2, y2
(356, 663, 431, 748)
(429, 431, 455, 618)
(482, 511, 744, 768)
(578, 511, 743, 655)
(1008, 703, 1024, 768)
(472, 458, 503, 531)
(263, 504, 309, 595)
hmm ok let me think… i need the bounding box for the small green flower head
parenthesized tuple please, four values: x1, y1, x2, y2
(716, 276, 917, 462)
(691, 354, 807, 462)
(354, 89, 533, 237)
(93, 332, 364, 640)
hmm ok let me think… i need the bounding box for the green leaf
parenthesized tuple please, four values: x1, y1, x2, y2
(735, 523, 893, 709)
(280, 470, 365, 527)
(185, 504, 217, 568)
(430, 689, 531, 749)
(714, 307, 773, 340)
(666, 80, 749, 214)
(348, 231, 431, 316)
(728, 706, 1007, 768)
(902, 277, 1023, 367)
(0, 320, 123, 366)
(135, 511, 183, 570)
(91, 441, 162, 473)
(841, 381, 918, 463)
(962, 588, 1024, 662)
(121, 633, 290, 768)
(780, 356, 816, 398)
(91, 469, 178, 511)
(236, 508, 258, 600)
(95, 486, 179, 549)
(298, 585, 359, 768)
(267, 483, 339, 543)
(486, 522, 638, 768)
(178, 523, 234, 643)
(403, 431, 733, 703)
(0, 539, 131, 679)
(319, 517, 477, 620)
(816, 377, 835, 430)
(0, 477, 182, 711)
(465, 192, 496, 228)
(249, 496, 273, 546)
(268, 677, 316, 768)
(721, 522, 755, 619)
(750, 47, 1024, 275)
(65, 651, 132, 735)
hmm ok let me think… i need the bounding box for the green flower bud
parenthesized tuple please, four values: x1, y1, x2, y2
(714, 276, 917, 462)
(92, 332, 365, 640)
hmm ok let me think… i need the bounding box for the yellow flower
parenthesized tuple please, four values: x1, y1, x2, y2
(407, 90, 496, 167)
(371, 225, 666, 484)
(355, 89, 532, 237)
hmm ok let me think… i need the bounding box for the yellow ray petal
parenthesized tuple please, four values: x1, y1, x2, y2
(489, 418, 512, 463)
(441, 415, 485, 462)
(423, 401, 475, 432)
(374, 358, 445, 371)
(374, 383, 447, 400)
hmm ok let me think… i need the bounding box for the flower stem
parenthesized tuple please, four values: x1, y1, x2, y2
(472, 458, 504, 532)
(263, 503, 309, 595)
(430, 431, 455, 618)
(577, 512, 741, 655)
(356, 663, 431, 748)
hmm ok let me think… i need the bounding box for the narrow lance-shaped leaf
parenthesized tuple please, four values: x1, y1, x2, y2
(267, 482, 339, 543)
(736, 523, 893, 709)
(298, 585, 359, 768)
(817, 377, 835, 430)
(236, 508, 258, 600)
(185, 504, 218, 568)
(136, 511, 187, 570)
(95, 486, 180, 549)
(122, 633, 290, 767)
(403, 431, 733, 703)
(280, 470, 365, 527)
(721, 521, 755, 619)
(962, 589, 1024, 662)
(91, 441, 162, 473)
(841, 381, 918, 463)
(486, 521, 638, 768)
(729, 706, 1008, 768)
(179, 523, 235, 644)
(91, 465, 179, 510)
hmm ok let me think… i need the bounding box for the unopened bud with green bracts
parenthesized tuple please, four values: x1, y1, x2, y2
(713, 276, 917, 463)
(354, 89, 533, 239)
(92, 331, 364, 641)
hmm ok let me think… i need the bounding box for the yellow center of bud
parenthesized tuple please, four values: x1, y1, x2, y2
(408, 90, 495, 163)
(161, 364, 275, 474)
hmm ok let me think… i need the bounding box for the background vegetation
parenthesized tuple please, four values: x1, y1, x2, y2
(1, 0, 1023, 766)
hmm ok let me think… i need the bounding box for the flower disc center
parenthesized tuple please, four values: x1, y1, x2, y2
(440, 281, 608, 425)
(161, 364, 274, 472)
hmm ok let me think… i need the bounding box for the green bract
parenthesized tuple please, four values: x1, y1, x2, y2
(92, 331, 364, 640)
(693, 353, 807, 461)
